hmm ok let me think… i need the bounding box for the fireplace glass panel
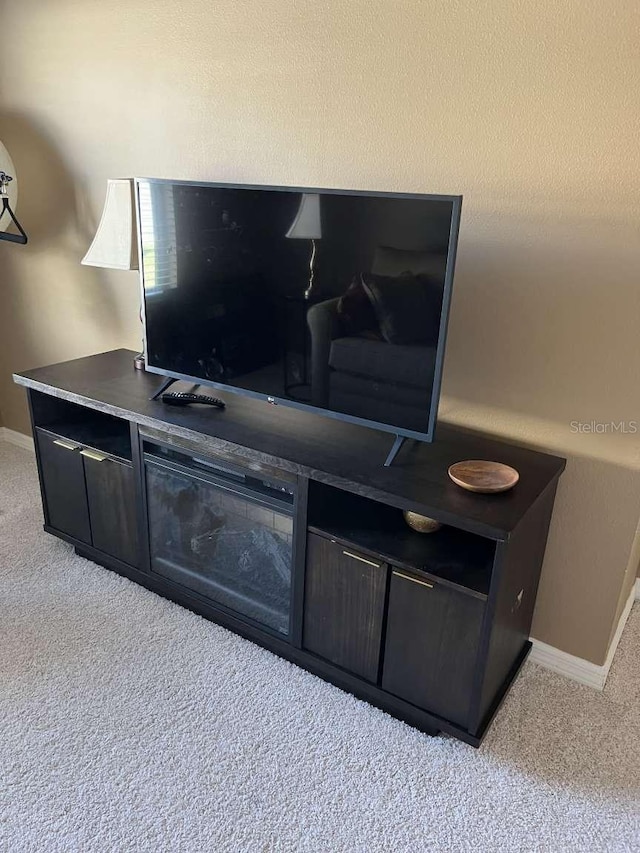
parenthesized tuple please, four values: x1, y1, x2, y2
(145, 458, 293, 635)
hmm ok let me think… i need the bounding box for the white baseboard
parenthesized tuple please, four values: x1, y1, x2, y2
(530, 582, 636, 690)
(636, 578, 640, 601)
(529, 639, 607, 690)
(0, 427, 34, 452)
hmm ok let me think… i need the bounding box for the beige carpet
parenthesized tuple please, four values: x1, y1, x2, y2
(1, 441, 638, 852)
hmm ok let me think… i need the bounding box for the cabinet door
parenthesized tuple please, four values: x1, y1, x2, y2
(83, 452, 140, 567)
(35, 429, 91, 544)
(303, 533, 387, 682)
(382, 570, 484, 727)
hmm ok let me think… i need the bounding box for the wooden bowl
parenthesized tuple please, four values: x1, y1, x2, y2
(448, 460, 519, 494)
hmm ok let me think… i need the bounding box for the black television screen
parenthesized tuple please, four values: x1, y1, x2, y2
(137, 179, 461, 442)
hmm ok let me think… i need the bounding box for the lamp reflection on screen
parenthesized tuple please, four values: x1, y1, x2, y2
(286, 193, 322, 300)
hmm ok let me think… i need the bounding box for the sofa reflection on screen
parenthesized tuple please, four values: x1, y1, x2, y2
(306, 247, 447, 434)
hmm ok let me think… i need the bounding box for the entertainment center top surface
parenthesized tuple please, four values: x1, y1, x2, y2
(14, 349, 565, 541)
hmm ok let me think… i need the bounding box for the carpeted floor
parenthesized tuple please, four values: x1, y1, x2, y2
(1, 442, 639, 853)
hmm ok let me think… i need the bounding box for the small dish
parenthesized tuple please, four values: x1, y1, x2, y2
(448, 460, 519, 494)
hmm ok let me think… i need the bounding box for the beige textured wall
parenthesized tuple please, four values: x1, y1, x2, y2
(1, 1, 639, 663)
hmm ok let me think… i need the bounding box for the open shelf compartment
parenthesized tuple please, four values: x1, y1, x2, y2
(307, 480, 495, 599)
(30, 391, 132, 461)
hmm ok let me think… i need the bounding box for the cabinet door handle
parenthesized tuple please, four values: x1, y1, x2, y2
(342, 550, 381, 569)
(53, 438, 80, 451)
(80, 448, 108, 462)
(392, 570, 434, 589)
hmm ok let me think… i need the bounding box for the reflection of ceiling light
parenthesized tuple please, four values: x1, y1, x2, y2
(82, 179, 139, 269)
(0, 141, 28, 244)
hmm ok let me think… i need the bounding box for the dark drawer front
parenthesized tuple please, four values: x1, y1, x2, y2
(36, 429, 91, 545)
(382, 570, 484, 728)
(303, 533, 387, 682)
(83, 453, 139, 567)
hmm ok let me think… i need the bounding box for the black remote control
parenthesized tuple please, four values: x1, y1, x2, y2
(161, 392, 226, 409)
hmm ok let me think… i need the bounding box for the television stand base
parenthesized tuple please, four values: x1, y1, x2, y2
(384, 435, 409, 467)
(150, 377, 178, 400)
(150, 377, 202, 401)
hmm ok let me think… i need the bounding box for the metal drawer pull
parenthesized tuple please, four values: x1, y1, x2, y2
(53, 438, 80, 450)
(80, 448, 108, 462)
(52, 438, 80, 451)
(393, 570, 434, 589)
(342, 550, 381, 569)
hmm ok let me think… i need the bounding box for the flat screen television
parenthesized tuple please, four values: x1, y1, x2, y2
(136, 179, 461, 453)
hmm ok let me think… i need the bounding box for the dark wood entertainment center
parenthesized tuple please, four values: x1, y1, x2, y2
(14, 349, 565, 747)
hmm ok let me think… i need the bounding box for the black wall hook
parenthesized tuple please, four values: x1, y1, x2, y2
(0, 196, 28, 244)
